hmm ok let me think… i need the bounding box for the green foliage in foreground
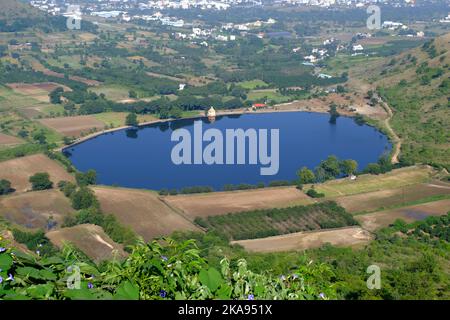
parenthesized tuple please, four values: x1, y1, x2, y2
(0, 238, 334, 300)
(1, 212, 449, 300)
(177, 212, 450, 300)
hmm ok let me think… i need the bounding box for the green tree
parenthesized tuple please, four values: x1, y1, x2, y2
(29, 172, 53, 190)
(316, 155, 341, 180)
(75, 170, 97, 186)
(49, 87, 64, 104)
(0, 179, 12, 195)
(297, 167, 315, 184)
(128, 90, 137, 98)
(340, 159, 358, 176)
(125, 113, 138, 126)
(32, 131, 47, 144)
(58, 180, 77, 197)
(71, 187, 98, 210)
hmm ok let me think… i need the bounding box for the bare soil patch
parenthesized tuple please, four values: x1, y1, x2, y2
(39, 115, 105, 137)
(356, 199, 450, 231)
(0, 189, 75, 230)
(93, 186, 200, 241)
(275, 93, 387, 119)
(0, 132, 23, 146)
(46, 224, 126, 263)
(0, 154, 74, 193)
(232, 227, 373, 253)
(164, 187, 313, 219)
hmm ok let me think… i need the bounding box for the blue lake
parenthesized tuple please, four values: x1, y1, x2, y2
(64, 112, 391, 190)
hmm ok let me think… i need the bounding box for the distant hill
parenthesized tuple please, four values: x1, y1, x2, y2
(0, 0, 40, 21)
(372, 33, 450, 170)
(0, 0, 97, 33)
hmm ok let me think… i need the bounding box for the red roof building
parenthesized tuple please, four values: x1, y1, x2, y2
(252, 103, 267, 108)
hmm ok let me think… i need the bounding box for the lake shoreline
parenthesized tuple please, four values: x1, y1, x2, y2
(58, 102, 352, 152)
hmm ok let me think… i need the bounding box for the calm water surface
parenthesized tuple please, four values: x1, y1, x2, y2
(64, 112, 391, 190)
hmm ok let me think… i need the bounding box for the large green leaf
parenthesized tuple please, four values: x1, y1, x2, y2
(114, 281, 140, 300)
(39, 269, 57, 281)
(199, 267, 223, 292)
(26, 284, 55, 299)
(15, 266, 57, 281)
(15, 267, 41, 279)
(0, 254, 13, 271)
(64, 288, 95, 300)
(216, 284, 232, 300)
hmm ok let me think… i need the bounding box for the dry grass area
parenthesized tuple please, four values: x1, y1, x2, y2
(47, 224, 126, 263)
(6, 82, 71, 103)
(275, 92, 387, 120)
(356, 199, 450, 232)
(0, 132, 23, 147)
(92, 186, 200, 241)
(164, 187, 313, 219)
(39, 115, 105, 137)
(0, 190, 75, 230)
(335, 182, 450, 213)
(0, 154, 74, 193)
(313, 166, 433, 197)
(232, 227, 373, 253)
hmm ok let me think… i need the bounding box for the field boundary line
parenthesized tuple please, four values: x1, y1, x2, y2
(158, 196, 205, 232)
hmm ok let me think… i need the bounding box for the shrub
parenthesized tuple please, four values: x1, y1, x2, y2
(71, 187, 98, 210)
(75, 170, 97, 186)
(58, 180, 77, 197)
(306, 188, 325, 198)
(29, 172, 53, 190)
(0, 179, 13, 195)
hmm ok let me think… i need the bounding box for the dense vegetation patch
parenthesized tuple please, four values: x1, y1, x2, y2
(194, 202, 358, 240)
(0, 237, 334, 300)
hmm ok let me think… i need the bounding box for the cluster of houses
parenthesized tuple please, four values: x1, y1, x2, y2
(171, 18, 277, 45)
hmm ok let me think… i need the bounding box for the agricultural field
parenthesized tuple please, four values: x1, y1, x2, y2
(232, 227, 372, 253)
(356, 199, 450, 232)
(92, 186, 200, 241)
(46, 224, 127, 263)
(195, 202, 358, 241)
(0, 85, 52, 112)
(90, 84, 147, 102)
(0, 189, 75, 230)
(6, 82, 71, 103)
(93, 112, 158, 128)
(0, 153, 74, 193)
(335, 182, 450, 214)
(164, 187, 313, 218)
(236, 80, 269, 90)
(0, 132, 23, 147)
(38, 115, 106, 137)
(247, 89, 292, 104)
(313, 166, 433, 197)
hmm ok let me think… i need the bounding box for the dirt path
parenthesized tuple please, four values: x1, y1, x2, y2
(380, 98, 401, 164)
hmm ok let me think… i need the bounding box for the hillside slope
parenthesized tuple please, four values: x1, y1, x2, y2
(0, 0, 96, 32)
(368, 33, 450, 169)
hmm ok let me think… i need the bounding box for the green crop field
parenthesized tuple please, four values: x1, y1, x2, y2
(236, 80, 269, 90)
(313, 166, 433, 197)
(195, 202, 358, 240)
